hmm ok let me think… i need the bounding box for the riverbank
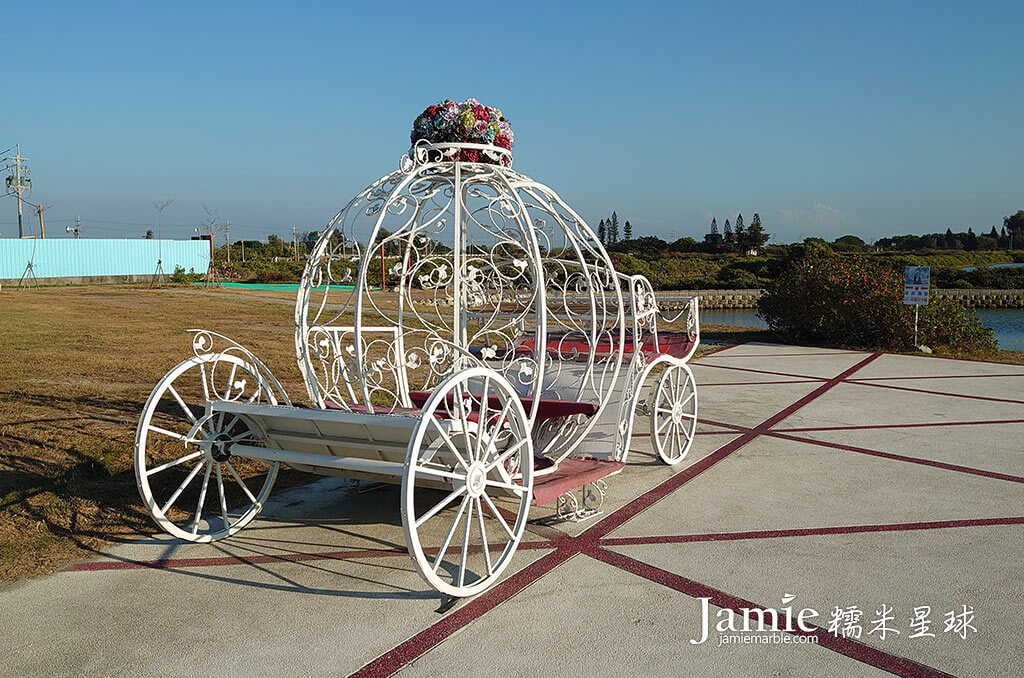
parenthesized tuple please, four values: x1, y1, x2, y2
(660, 288, 1024, 309)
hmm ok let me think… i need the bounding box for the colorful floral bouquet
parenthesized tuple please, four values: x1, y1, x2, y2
(411, 98, 514, 164)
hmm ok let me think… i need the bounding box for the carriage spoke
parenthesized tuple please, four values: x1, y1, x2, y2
(490, 399, 513, 436)
(432, 496, 470, 573)
(414, 484, 468, 529)
(222, 415, 240, 435)
(484, 478, 526, 494)
(481, 492, 516, 540)
(414, 465, 466, 482)
(655, 407, 674, 416)
(189, 463, 213, 535)
(475, 497, 492, 575)
(215, 463, 230, 528)
(160, 461, 206, 516)
(146, 449, 203, 476)
(656, 414, 673, 434)
(455, 383, 472, 450)
(224, 461, 257, 504)
(457, 497, 473, 588)
(225, 362, 238, 399)
(428, 417, 470, 470)
(148, 424, 194, 443)
(167, 385, 197, 423)
(198, 362, 211, 401)
(475, 377, 491, 462)
(484, 438, 529, 473)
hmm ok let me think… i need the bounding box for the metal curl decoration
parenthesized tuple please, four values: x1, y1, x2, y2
(187, 329, 292, 406)
(295, 138, 629, 462)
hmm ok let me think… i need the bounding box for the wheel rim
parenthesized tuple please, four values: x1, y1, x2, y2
(650, 364, 697, 465)
(134, 354, 279, 542)
(403, 368, 534, 597)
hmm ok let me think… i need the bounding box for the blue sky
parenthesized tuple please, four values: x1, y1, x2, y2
(2, 1, 1021, 243)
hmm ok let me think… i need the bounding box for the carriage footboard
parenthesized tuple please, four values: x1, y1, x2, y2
(534, 458, 624, 522)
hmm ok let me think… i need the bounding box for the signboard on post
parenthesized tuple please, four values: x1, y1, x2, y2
(904, 266, 930, 305)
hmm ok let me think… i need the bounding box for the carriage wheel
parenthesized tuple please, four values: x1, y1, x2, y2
(403, 367, 534, 597)
(650, 363, 698, 465)
(135, 354, 279, 542)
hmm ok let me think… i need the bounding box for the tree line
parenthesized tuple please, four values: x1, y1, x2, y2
(597, 211, 631, 246)
(874, 211, 1024, 251)
(702, 213, 769, 252)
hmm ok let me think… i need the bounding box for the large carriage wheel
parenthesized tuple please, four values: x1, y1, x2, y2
(135, 354, 279, 542)
(403, 367, 534, 597)
(650, 363, 698, 465)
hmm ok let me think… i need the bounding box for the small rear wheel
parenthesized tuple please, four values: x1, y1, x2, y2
(403, 367, 534, 597)
(135, 353, 279, 542)
(650, 363, 697, 465)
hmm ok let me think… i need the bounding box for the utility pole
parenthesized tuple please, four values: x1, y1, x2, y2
(152, 199, 173, 286)
(225, 221, 231, 264)
(3, 145, 32, 238)
(36, 203, 52, 239)
(292, 225, 298, 263)
(66, 216, 81, 238)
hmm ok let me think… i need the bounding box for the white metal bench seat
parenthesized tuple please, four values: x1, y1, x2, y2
(212, 398, 623, 503)
(209, 400, 430, 483)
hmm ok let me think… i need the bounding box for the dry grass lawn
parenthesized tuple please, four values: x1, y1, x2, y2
(0, 285, 318, 583)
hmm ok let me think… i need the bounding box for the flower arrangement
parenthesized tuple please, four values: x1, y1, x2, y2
(410, 98, 514, 164)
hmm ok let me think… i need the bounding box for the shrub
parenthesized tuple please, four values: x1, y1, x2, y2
(169, 266, 203, 284)
(758, 256, 911, 350)
(917, 297, 998, 355)
(758, 255, 1001, 353)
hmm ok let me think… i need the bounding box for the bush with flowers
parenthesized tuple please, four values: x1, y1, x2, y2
(758, 255, 997, 353)
(410, 98, 514, 164)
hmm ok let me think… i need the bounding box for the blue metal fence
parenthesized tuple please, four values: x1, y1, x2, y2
(0, 239, 209, 280)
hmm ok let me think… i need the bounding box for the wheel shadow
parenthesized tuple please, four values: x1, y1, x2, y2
(53, 482, 512, 603)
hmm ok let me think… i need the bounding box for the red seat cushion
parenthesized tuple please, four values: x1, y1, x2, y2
(516, 332, 694, 360)
(532, 458, 625, 505)
(408, 390, 597, 422)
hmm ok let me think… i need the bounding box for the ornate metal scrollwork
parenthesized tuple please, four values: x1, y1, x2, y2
(188, 329, 291, 406)
(555, 479, 608, 522)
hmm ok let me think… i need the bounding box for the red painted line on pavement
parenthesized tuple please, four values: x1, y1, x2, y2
(696, 379, 825, 386)
(633, 429, 739, 438)
(67, 540, 556, 572)
(695, 362, 830, 381)
(699, 417, 1024, 485)
(701, 351, 864, 358)
(847, 373, 1024, 382)
(695, 343, 740, 357)
(767, 431, 1024, 485)
(598, 516, 1024, 547)
(845, 379, 1024, 405)
(771, 418, 1024, 433)
(351, 549, 575, 677)
(589, 548, 953, 678)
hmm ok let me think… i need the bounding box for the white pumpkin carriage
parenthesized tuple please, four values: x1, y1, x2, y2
(134, 118, 700, 597)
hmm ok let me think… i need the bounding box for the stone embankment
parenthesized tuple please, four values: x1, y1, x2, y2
(931, 288, 1024, 308)
(656, 288, 1024, 309)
